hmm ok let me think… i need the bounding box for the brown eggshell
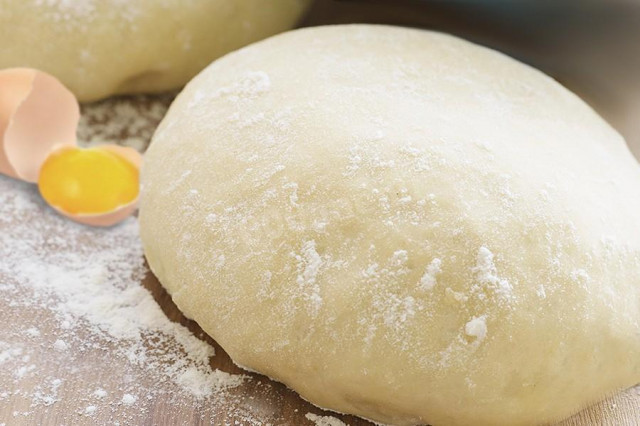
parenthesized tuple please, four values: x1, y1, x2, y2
(0, 68, 79, 182)
(0, 69, 32, 177)
(97, 145, 143, 168)
(51, 198, 139, 228)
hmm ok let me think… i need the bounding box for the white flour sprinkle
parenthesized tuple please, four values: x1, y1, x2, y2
(305, 412, 349, 426)
(419, 258, 442, 291)
(34, 0, 96, 20)
(189, 71, 271, 110)
(53, 339, 68, 351)
(382, 295, 416, 329)
(0, 345, 22, 365)
(24, 328, 41, 338)
(390, 250, 409, 268)
(78, 94, 173, 152)
(294, 240, 324, 316)
(93, 388, 107, 399)
(32, 0, 140, 25)
(121, 393, 137, 405)
(32, 377, 63, 407)
(0, 175, 245, 416)
(0, 94, 251, 424)
(472, 246, 512, 297)
(465, 316, 488, 342)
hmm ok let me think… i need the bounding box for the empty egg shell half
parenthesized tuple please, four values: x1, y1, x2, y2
(0, 68, 79, 182)
(38, 145, 142, 227)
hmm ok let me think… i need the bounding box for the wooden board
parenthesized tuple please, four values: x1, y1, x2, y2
(2, 1, 639, 425)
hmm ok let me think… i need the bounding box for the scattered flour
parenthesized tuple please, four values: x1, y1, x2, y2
(34, 0, 97, 20)
(31, 377, 63, 407)
(0, 174, 245, 420)
(305, 412, 349, 426)
(0, 95, 256, 424)
(77, 94, 173, 152)
(294, 240, 324, 316)
(419, 258, 442, 291)
(189, 71, 271, 110)
(93, 388, 107, 399)
(33, 0, 141, 28)
(121, 393, 137, 405)
(472, 246, 512, 298)
(390, 250, 409, 268)
(382, 295, 416, 329)
(0, 344, 22, 365)
(464, 316, 488, 342)
(53, 339, 68, 351)
(24, 328, 41, 338)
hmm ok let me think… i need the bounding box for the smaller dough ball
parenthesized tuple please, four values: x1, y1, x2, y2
(0, 0, 310, 101)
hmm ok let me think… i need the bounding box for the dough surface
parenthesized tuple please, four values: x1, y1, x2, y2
(0, 0, 309, 101)
(140, 25, 640, 426)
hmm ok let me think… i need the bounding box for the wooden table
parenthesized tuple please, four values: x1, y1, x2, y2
(2, 1, 639, 424)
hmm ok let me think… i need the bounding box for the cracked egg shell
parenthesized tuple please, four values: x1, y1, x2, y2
(0, 68, 79, 183)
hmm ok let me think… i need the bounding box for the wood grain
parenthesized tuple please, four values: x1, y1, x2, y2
(2, 0, 640, 424)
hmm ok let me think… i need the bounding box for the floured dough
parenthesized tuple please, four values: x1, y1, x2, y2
(0, 0, 310, 101)
(140, 25, 640, 426)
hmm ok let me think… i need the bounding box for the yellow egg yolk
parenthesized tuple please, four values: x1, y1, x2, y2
(38, 147, 139, 215)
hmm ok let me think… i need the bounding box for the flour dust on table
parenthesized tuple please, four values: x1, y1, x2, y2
(0, 175, 251, 423)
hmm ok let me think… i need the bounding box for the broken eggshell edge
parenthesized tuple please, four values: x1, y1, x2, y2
(49, 198, 140, 228)
(0, 68, 79, 182)
(97, 144, 144, 169)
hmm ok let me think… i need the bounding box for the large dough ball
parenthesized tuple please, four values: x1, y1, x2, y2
(0, 0, 310, 101)
(140, 25, 640, 426)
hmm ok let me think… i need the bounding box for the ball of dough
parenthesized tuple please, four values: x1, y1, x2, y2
(140, 25, 640, 426)
(0, 0, 310, 101)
